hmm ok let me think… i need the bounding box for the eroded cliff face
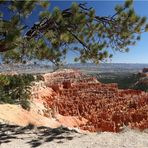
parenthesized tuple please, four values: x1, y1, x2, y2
(31, 69, 148, 132)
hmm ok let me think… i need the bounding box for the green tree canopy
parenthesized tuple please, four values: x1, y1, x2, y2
(0, 0, 148, 66)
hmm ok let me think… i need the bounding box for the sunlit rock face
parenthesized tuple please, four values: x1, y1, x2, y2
(34, 69, 148, 132)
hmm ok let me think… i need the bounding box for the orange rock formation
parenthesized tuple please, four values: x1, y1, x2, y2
(40, 69, 148, 132)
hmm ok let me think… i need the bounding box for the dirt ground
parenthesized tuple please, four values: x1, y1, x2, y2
(0, 122, 148, 148)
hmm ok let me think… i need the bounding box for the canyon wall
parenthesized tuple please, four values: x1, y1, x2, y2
(32, 69, 148, 132)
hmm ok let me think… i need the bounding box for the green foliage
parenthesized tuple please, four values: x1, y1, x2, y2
(39, 11, 51, 19)
(132, 75, 148, 92)
(39, 1, 50, 9)
(95, 73, 148, 92)
(97, 73, 139, 89)
(124, 0, 133, 8)
(145, 24, 148, 31)
(134, 82, 148, 92)
(0, 74, 35, 110)
(0, 1, 148, 66)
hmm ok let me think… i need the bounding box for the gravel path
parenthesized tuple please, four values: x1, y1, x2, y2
(0, 123, 148, 148)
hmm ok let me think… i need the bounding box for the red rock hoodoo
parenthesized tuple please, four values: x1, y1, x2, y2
(37, 69, 148, 132)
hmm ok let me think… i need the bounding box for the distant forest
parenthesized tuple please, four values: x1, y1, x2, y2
(92, 73, 148, 92)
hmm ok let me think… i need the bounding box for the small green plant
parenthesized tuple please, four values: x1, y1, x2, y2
(133, 79, 148, 92)
(20, 98, 31, 111)
(0, 74, 35, 110)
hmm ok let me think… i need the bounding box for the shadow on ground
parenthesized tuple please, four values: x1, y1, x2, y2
(0, 123, 79, 147)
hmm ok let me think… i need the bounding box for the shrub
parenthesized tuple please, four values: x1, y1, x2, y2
(0, 74, 35, 110)
(20, 98, 31, 111)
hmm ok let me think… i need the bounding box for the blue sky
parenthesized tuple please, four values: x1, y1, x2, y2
(1, 0, 148, 64)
